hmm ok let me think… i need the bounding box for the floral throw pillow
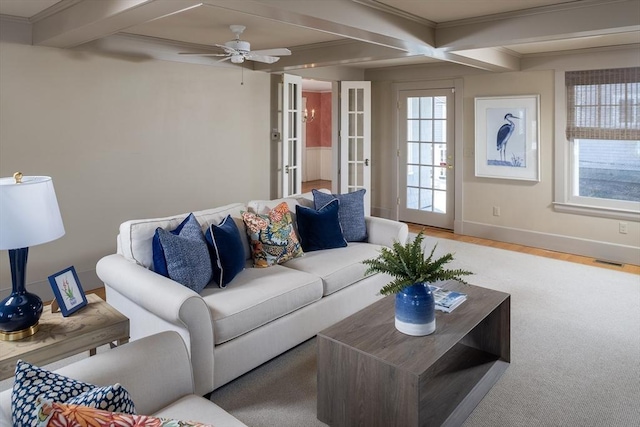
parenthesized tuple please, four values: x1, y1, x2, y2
(35, 397, 214, 427)
(241, 201, 303, 267)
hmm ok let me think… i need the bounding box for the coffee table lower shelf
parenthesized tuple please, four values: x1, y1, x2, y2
(317, 281, 510, 427)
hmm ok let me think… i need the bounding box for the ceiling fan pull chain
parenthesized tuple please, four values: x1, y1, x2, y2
(241, 63, 244, 86)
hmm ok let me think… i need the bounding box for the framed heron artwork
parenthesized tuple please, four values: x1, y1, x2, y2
(474, 95, 540, 181)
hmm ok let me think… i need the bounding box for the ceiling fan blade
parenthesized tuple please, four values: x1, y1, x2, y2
(213, 44, 238, 55)
(178, 52, 228, 57)
(245, 53, 281, 64)
(250, 48, 291, 57)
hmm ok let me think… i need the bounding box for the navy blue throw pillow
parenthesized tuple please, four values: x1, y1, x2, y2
(296, 199, 347, 252)
(152, 213, 212, 293)
(205, 215, 246, 288)
(312, 189, 367, 242)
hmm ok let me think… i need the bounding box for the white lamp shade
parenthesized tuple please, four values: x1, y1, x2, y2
(0, 176, 65, 250)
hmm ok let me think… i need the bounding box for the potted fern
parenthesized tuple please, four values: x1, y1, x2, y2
(362, 231, 472, 336)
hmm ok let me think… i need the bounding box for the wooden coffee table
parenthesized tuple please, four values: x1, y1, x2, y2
(317, 281, 510, 427)
(0, 294, 129, 380)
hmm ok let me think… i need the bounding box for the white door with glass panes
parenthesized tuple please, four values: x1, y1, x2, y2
(340, 81, 371, 215)
(281, 74, 303, 197)
(398, 89, 455, 229)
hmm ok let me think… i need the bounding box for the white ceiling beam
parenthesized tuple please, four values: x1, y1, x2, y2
(253, 40, 421, 72)
(202, 0, 522, 71)
(437, 0, 640, 52)
(201, 0, 436, 54)
(447, 48, 521, 72)
(33, 0, 202, 48)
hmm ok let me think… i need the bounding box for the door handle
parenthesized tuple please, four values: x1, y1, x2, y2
(364, 159, 369, 166)
(285, 165, 289, 174)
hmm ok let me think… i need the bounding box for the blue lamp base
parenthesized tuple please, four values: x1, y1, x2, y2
(0, 248, 43, 341)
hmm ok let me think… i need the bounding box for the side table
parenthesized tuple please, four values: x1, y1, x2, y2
(0, 294, 129, 380)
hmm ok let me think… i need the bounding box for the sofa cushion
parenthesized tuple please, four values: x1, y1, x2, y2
(12, 360, 135, 426)
(283, 242, 383, 296)
(119, 203, 249, 269)
(205, 215, 246, 288)
(34, 398, 213, 427)
(201, 264, 323, 344)
(241, 202, 304, 268)
(295, 200, 347, 252)
(312, 189, 367, 242)
(153, 395, 247, 426)
(153, 213, 212, 293)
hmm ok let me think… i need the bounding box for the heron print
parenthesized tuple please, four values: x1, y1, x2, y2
(487, 108, 526, 167)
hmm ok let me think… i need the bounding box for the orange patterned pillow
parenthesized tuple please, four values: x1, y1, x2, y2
(35, 397, 214, 427)
(241, 201, 303, 267)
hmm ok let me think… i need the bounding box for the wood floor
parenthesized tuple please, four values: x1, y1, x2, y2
(302, 180, 639, 275)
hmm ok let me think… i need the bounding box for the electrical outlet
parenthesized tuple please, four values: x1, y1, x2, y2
(619, 222, 628, 234)
(493, 206, 501, 217)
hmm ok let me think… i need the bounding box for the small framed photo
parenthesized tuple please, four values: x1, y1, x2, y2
(48, 266, 88, 316)
(475, 95, 540, 181)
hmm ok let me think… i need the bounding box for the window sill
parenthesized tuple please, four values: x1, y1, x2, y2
(553, 202, 640, 222)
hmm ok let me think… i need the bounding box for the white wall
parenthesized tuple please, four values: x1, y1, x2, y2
(304, 147, 332, 181)
(367, 47, 640, 265)
(0, 33, 271, 300)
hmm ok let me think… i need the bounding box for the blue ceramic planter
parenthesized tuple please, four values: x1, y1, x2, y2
(395, 283, 436, 336)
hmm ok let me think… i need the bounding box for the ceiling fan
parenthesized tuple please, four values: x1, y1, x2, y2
(179, 25, 291, 64)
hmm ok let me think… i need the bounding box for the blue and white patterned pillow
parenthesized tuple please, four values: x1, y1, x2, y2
(12, 360, 135, 426)
(312, 189, 367, 242)
(66, 383, 135, 413)
(153, 213, 212, 293)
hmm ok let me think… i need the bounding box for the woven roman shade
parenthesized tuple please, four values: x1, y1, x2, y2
(566, 67, 640, 141)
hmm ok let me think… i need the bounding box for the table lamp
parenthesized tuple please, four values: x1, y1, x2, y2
(0, 173, 65, 341)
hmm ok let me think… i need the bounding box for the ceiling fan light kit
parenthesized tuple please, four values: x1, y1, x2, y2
(179, 24, 291, 65)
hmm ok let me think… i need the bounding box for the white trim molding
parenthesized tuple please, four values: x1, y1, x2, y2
(553, 202, 640, 222)
(461, 221, 640, 266)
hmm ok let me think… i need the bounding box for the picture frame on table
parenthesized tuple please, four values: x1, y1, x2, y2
(474, 95, 540, 181)
(48, 266, 88, 317)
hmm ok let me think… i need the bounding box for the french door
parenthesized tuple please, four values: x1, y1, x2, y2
(281, 74, 302, 197)
(398, 89, 455, 229)
(340, 81, 371, 215)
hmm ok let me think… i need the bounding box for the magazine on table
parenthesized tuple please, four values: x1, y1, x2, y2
(429, 285, 467, 313)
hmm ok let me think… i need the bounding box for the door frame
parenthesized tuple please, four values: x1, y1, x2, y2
(391, 79, 464, 233)
(339, 81, 372, 215)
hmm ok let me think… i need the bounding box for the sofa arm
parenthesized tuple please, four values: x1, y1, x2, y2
(96, 255, 214, 395)
(60, 332, 194, 415)
(365, 216, 409, 247)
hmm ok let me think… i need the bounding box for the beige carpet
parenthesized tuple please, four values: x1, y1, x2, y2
(210, 237, 640, 426)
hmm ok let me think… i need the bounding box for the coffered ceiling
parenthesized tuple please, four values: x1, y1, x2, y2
(0, 0, 638, 72)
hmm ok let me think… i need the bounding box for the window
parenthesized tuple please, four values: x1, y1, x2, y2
(558, 67, 640, 219)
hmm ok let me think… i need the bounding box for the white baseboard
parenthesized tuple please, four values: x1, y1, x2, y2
(461, 221, 640, 267)
(0, 269, 104, 301)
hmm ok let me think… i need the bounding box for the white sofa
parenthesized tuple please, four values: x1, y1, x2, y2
(0, 331, 246, 427)
(96, 191, 408, 395)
